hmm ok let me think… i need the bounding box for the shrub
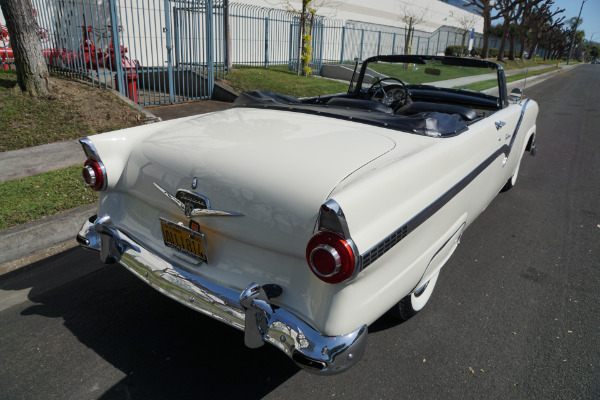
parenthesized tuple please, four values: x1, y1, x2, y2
(487, 47, 499, 57)
(444, 45, 499, 59)
(301, 34, 312, 76)
(469, 47, 481, 57)
(445, 45, 462, 56)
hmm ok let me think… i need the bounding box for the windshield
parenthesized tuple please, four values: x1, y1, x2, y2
(350, 56, 501, 97)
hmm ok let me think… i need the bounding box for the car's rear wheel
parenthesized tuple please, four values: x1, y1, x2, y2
(389, 270, 440, 321)
(501, 159, 521, 192)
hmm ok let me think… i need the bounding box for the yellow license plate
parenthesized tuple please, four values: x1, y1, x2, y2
(159, 218, 207, 263)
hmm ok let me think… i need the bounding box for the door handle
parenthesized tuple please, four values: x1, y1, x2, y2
(495, 121, 506, 130)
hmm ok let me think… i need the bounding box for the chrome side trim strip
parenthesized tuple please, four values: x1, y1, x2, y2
(361, 100, 530, 269)
(77, 215, 368, 375)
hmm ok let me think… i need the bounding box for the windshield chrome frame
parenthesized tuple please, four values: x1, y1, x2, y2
(348, 55, 507, 108)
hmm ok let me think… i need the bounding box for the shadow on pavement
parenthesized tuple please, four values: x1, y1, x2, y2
(1, 249, 298, 399)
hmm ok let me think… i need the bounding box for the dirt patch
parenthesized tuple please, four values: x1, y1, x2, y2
(0, 73, 145, 152)
(47, 77, 145, 130)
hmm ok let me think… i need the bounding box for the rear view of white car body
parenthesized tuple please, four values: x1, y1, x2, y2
(77, 55, 538, 374)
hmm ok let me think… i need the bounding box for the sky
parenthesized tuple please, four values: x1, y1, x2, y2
(552, 0, 600, 41)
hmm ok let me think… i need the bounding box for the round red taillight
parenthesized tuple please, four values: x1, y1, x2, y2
(306, 231, 355, 284)
(82, 159, 105, 191)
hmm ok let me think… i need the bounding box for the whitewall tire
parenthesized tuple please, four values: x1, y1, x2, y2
(390, 270, 440, 321)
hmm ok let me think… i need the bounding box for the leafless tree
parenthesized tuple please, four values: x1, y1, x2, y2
(464, 0, 501, 59)
(494, 0, 527, 62)
(513, 1, 534, 60)
(543, 24, 569, 59)
(0, 0, 50, 97)
(396, 0, 430, 55)
(509, 0, 553, 61)
(449, 10, 479, 56)
(526, 1, 564, 60)
(275, 0, 341, 75)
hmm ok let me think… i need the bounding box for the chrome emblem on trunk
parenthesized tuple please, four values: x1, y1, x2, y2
(154, 183, 244, 217)
(176, 190, 209, 213)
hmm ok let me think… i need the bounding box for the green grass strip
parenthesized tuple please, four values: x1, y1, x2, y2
(369, 63, 492, 84)
(0, 166, 98, 230)
(454, 66, 559, 92)
(225, 64, 349, 98)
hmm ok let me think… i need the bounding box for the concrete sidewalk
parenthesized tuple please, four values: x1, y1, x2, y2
(0, 63, 579, 273)
(0, 100, 232, 183)
(0, 99, 232, 273)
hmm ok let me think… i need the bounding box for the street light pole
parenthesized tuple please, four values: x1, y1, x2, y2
(566, 0, 586, 65)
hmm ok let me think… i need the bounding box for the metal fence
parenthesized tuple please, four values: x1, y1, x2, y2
(1, 0, 225, 106)
(0, 1, 519, 107)
(225, 6, 491, 70)
(225, 5, 494, 72)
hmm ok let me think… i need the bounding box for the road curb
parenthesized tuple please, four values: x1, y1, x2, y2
(0, 140, 87, 183)
(0, 204, 96, 272)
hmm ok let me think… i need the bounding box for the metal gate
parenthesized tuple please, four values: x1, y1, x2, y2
(6, 0, 223, 106)
(143, 0, 217, 104)
(132, 0, 222, 105)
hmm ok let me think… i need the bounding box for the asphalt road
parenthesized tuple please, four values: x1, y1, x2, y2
(1, 65, 599, 400)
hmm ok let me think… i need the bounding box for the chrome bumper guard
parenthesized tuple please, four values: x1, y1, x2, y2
(77, 214, 368, 375)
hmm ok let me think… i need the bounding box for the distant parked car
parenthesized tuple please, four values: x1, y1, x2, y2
(592, 59, 599, 64)
(77, 55, 538, 375)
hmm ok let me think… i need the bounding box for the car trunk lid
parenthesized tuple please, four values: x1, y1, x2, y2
(113, 108, 396, 257)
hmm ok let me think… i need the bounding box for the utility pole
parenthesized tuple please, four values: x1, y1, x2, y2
(566, 0, 585, 65)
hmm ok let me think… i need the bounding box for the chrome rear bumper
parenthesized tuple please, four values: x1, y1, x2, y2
(77, 214, 367, 375)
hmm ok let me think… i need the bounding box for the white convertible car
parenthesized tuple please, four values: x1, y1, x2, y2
(77, 55, 538, 374)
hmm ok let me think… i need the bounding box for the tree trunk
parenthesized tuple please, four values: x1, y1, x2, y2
(404, 18, 414, 55)
(297, 2, 306, 75)
(527, 35, 538, 60)
(518, 37, 526, 60)
(496, 20, 510, 62)
(481, 11, 491, 59)
(0, 0, 50, 97)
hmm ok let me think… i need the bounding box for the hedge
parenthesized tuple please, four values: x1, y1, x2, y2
(445, 45, 499, 58)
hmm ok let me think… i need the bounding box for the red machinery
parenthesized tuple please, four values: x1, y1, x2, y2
(1, 21, 51, 70)
(1, 24, 10, 70)
(79, 25, 140, 103)
(1, 21, 140, 103)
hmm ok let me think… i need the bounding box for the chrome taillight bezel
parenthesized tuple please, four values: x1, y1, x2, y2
(306, 199, 361, 284)
(80, 137, 107, 191)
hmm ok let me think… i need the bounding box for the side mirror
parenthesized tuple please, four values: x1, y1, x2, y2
(510, 88, 523, 102)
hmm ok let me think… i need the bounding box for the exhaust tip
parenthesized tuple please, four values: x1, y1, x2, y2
(292, 351, 327, 371)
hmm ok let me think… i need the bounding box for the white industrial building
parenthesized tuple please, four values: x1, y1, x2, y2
(234, 0, 484, 33)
